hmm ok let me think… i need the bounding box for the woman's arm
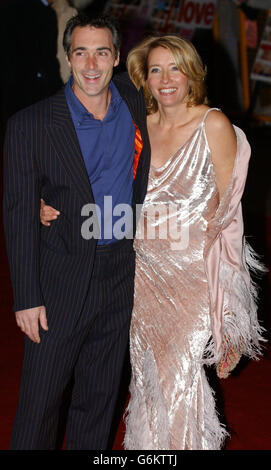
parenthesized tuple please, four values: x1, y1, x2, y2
(205, 110, 237, 199)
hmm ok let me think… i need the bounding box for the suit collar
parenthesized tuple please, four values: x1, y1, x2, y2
(49, 88, 73, 124)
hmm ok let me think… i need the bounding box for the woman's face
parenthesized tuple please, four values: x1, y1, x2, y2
(147, 46, 189, 109)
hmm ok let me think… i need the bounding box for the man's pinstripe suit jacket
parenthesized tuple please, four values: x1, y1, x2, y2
(3, 72, 151, 327)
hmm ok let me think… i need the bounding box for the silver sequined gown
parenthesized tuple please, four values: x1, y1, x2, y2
(124, 108, 229, 450)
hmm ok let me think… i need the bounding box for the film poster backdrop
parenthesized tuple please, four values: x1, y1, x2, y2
(105, 0, 217, 60)
(251, 11, 271, 84)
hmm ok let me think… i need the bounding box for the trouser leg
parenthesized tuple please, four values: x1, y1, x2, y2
(10, 240, 135, 450)
(66, 242, 135, 450)
(10, 329, 83, 449)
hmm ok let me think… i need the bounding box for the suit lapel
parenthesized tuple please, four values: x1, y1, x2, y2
(46, 90, 94, 204)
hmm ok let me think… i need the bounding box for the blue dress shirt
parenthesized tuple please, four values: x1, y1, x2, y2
(65, 77, 135, 244)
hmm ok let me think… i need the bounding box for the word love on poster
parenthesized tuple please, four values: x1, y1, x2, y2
(177, 0, 216, 29)
(165, 0, 217, 38)
(106, 1, 217, 41)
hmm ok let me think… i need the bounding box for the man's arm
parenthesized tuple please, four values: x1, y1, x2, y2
(3, 116, 47, 342)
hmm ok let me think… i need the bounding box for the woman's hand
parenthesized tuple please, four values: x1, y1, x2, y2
(216, 335, 242, 379)
(40, 198, 60, 226)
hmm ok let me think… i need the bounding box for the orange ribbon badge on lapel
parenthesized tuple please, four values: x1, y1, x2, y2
(133, 123, 143, 180)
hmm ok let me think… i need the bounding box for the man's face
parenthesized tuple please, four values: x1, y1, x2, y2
(66, 26, 119, 104)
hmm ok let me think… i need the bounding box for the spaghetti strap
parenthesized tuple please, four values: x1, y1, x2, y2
(202, 107, 221, 124)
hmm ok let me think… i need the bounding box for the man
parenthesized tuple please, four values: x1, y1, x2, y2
(3, 13, 150, 449)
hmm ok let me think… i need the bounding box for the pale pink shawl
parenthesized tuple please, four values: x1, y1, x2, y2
(204, 126, 266, 363)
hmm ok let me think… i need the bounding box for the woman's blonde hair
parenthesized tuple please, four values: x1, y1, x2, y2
(127, 35, 208, 114)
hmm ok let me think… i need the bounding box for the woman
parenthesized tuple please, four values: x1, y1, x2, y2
(41, 35, 265, 450)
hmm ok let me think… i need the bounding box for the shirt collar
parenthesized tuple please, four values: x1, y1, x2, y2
(65, 75, 122, 125)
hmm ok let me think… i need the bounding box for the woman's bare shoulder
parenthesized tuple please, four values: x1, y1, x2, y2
(205, 110, 237, 157)
(205, 109, 235, 137)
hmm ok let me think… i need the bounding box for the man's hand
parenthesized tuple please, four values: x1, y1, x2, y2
(15, 306, 48, 343)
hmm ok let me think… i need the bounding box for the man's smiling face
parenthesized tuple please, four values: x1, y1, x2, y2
(67, 26, 120, 104)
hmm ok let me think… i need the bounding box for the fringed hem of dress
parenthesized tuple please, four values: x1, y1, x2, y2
(203, 239, 267, 367)
(124, 351, 229, 450)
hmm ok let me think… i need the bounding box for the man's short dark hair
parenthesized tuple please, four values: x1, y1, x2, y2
(63, 13, 121, 59)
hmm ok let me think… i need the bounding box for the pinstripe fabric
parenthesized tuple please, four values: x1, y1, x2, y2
(10, 240, 135, 449)
(66, 240, 135, 450)
(3, 73, 150, 449)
